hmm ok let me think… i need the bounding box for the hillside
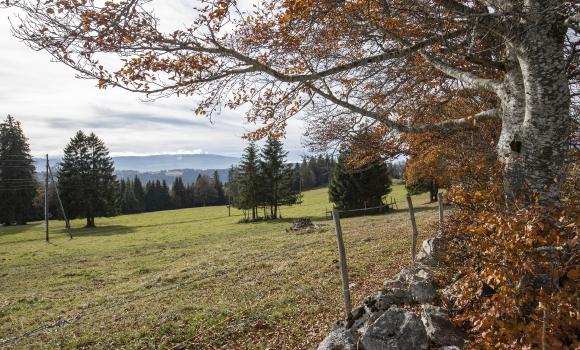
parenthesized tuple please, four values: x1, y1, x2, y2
(34, 153, 240, 173)
(0, 185, 439, 349)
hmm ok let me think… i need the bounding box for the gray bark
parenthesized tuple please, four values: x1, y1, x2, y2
(495, 6, 571, 203)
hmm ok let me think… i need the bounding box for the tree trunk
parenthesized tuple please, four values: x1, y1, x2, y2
(497, 15, 570, 204)
(429, 179, 438, 202)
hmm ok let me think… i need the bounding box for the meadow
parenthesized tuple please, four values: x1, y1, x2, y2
(0, 185, 439, 349)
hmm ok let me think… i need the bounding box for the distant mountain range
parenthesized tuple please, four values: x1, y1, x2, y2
(35, 153, 240, 172)
(111, 154, 239, 171)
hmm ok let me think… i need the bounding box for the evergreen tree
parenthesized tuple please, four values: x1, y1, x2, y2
(161, 180, 172, 209)
(0, 115, 36, 225)
(120, 178, 139, 214)
(212, 170, 225, 205)
(172, 176, 187, 208)
(144, 181, 156, 211)
(329, 152, 391, 210)
(57, 131, 118, 227)
(259, 137, 300, 218)
(235, 142, 261, 219)
(184, 183, 195, 208)
(132, 176, 145, 212)
(194, 174, 217, 207)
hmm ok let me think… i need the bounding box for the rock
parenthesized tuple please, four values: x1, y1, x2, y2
(360, 306, 429, 350)
(317, 325, 357, 350)
(414, 268, 431, 280)
(421, 305, 466, 347)
(287, 217, 319, 233)
(438, 347, 462, 350)
(348, 305, 371, 329)
(416, 237, 444, 266)
(410, 280, 437, 304)
(383, 277, 405, 290)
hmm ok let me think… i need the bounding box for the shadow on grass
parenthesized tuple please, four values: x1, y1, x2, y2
(0, 222, 43, 237)
(68, 225, 136, 237)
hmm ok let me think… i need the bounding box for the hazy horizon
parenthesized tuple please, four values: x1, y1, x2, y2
(0, 1, 306, 159)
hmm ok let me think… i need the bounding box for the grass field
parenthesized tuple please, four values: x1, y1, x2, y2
(0, 185, 439, 349)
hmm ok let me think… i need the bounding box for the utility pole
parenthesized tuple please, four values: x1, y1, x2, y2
(44, 154, 49, 242)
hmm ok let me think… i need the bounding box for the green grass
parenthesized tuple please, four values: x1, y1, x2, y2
(0, 185, 439, 349)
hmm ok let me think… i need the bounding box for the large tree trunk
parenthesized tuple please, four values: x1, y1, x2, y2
(497, 13, 570, 204)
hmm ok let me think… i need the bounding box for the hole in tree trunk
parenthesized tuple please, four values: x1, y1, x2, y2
(509, 140, 522, 153)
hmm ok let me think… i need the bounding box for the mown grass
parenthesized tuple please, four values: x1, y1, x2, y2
(0, 185, 439, 349)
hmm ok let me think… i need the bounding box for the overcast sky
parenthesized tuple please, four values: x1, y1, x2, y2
(0, 1, 306, 159)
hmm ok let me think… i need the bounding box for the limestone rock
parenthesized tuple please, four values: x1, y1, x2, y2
(317, 325, 357, 350)
(410, 280, 437, 304)
(421, 305, 466, 347)
(416, 237, 444, 266)
(360, 306, 429, 350)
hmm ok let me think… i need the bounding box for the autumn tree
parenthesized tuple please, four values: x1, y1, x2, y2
(4, 0, 577, 204)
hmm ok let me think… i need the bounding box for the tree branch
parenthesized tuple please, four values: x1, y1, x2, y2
(420, 52, 502, 92)
(306, 81, 499, 133)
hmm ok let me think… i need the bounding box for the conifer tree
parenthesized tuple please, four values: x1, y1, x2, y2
(194, 174, 217, 207)
(329, 152, 391, 210)
(132, 176, 145, 212)
(57, 131, 118, 227)
(236, 142, 261, 219)
(0, 115, 36, 225)
(172, 176, 187, 209)
(259, 137, 300, 218)
(212, 170, 225, 205)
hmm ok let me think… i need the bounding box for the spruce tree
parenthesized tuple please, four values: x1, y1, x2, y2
(0, 115, 36, 225)
(259, 137, 300, 218)
(329, 151, 391, 210)
(194, 174, 217, 207)
(57, 131, 118, 227)
(132, 176, 145, 212)
(172, 176, 187, 209)
(161, 180, 172, 209)
(236, 142, 261, 219)
(212, 170, 225, 205)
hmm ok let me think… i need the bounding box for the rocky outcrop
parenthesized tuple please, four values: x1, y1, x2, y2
(318, 236, 466, 350)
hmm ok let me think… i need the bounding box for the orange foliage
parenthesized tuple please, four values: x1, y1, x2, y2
(438, 166, 579, 349)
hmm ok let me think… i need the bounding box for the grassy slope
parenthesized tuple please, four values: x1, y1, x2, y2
(0, 185, 438, 349)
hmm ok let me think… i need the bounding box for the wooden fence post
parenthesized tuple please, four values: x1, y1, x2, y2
(332, 209, 352, 317)
(438, 192, 444, 236)
(406, 195, 419, 265)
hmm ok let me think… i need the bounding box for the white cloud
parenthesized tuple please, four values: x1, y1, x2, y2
(0, 2, 306, 161)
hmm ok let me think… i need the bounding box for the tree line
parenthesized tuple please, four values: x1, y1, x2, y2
(118, 172, 226, 215)
(0, 116, 228, 227)
(1, 114, 396, 226)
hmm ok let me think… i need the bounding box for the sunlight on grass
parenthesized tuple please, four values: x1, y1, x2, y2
(0, 185, 438, 349)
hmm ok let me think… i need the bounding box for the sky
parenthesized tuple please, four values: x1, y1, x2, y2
(0, 1, 307, 160)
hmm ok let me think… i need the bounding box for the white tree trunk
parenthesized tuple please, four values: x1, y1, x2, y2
(497, 12, 570, 204)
